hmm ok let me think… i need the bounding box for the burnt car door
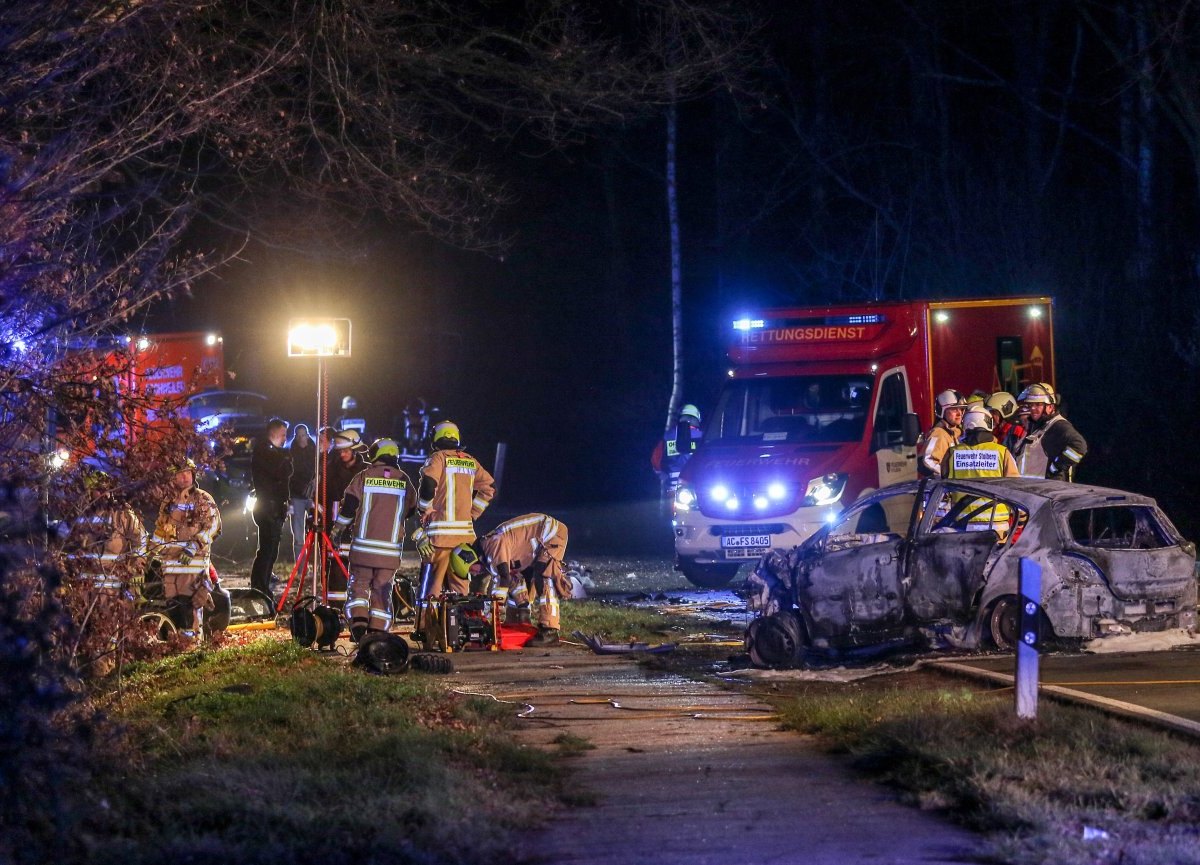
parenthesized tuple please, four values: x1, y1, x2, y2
(800, 488, 918, 640)
(902, 483, 1014, 621)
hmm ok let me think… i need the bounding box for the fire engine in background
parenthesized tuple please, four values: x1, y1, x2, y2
(673, 297, 1055, 588)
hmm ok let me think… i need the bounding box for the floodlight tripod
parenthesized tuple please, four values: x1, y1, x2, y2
(276, 356, 350, 610)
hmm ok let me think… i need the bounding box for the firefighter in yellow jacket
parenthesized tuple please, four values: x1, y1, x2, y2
(450, 513, 570, 647)
(62, 470, 147, 597)
(334, 438, 416, 642)
(151, 459, 222, 638)
(410, 421, 495, 640)
(939, 405, 1018, 535)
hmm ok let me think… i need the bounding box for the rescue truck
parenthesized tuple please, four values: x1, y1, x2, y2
(673, 296, 1055, 587)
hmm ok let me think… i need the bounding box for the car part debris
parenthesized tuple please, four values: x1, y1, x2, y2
(572, 631, 677, 655)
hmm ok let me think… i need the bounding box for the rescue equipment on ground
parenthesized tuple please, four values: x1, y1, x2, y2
(418, 593, 499, 653)
(289, 595, 343, 650)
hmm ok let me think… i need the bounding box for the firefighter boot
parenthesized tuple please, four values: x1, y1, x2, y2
(527, 626, 560, 647)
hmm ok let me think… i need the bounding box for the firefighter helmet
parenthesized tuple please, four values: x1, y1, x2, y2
(963, 405, 994, 433)
(432, 420, 460, 448)
(370, 437, 400, 462)
(680, 404, 701, 423)
(1018, 382, 1057, 405)
(985, 392, 1019, 421)
(169, 457, 198, 475)
(352, 632, 410, 674)
(332, 429, 364, 450)
(934, 389, 967, 419)
(341, 395, 358, 411)
(83, 469, 115, 494)
(449, 543, 482, 581)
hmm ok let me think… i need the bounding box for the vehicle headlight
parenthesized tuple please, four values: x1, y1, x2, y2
(709, 483, 730, 502)
(804, 473, 848, 507)
(674, 485, 697, 511)
(767, 482, 787, 501)
(244, 493, 257, 514)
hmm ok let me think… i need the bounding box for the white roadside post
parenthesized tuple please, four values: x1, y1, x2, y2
(1016, 557, 1041, 719)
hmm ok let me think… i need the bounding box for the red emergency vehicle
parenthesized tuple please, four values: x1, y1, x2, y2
(673, 297, 1055, 587)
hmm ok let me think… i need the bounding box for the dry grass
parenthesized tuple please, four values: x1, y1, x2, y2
(62, 638, 572, 865)
(769, 675, 1200, 865)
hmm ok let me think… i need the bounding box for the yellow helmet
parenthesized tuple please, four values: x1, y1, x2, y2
(448, 543, 482, 580)
(370, 437, 400, 461)
(432, 420, 460, 448)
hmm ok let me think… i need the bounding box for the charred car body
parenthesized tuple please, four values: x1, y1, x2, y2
(745, 478, 1197, 666)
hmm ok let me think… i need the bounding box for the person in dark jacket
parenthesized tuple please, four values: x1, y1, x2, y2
(319, 429, 369, 605)
(1012, 383, 1087, 481)
(286, 424, 316, 561)
(250, 417, 292, 602)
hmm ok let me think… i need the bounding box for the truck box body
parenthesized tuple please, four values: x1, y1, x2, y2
(672, 297, 1054, 586)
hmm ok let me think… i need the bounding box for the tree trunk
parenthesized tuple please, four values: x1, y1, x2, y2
(665, 93, 684, 439)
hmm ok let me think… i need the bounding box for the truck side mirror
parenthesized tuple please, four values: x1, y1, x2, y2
(902, 413, 920, 447)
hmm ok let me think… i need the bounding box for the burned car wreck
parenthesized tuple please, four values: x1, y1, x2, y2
(744, 478, 1198, 667)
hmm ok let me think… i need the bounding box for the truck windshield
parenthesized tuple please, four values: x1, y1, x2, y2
(706, 375, 873, 444)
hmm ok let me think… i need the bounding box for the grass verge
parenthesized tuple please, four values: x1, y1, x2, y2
(764, 673, 1200, 865)
(64, 637, 576, 865)
(561, 598, 741, 645)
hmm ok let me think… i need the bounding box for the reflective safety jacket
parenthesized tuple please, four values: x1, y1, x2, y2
(418, 449, 495, 548)
(919, 421, 961, 478)
(481, 514, 569, 580)
(1013, 413, 1087, 481)
(152, 486, 222, 578)
(939, 439, 1018, 531)
(335, 460, 416, 568)
(63, 505, 147, 591)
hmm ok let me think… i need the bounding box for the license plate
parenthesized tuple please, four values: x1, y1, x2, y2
(721, 534, 771, 549)
(723, 547, 768, 559)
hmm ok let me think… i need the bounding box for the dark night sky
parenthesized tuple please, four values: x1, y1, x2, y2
(146, 2, 1200, 536)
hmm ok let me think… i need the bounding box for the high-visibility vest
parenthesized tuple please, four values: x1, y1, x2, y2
(941, 442, 1014, 530)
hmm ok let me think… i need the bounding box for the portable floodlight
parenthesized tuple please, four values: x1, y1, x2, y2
(287, 318, 352, 358)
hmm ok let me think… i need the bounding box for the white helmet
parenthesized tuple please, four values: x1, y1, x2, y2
(332, 429, 364, 450)
(963, 405, 994, 433)
(934, 389, 967, 419)
(1017, 382, 1057, 406)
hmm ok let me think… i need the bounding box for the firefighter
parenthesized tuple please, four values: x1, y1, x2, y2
(652, 404, 703, 494)
(985, 391, 1025, 451)
(334, 438, 416, 642)
(320, 428, 369, 605)
(61, 470, 147, 597)
(409, 420, 495, 642)
(450, 513, 570, 647)
(919, 389, 967, 478)
(151, 458, 222, 638)
(939, 405, 1018, 535)
(1012, 383, 1087, 481)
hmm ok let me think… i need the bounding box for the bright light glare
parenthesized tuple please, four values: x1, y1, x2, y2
(710, 484, 730, 502)
(290, 323, 337, 353)
(49, 449, 69, 471)
(1029, 306, 1043, 319)
(753, 495, 769, 511)
(136, 337, 151, 351)
(732, 318, 765, 331)
(767, 482, 787, 500)
(205, 333, 219, 346)
(934, 311, 950, 324)
(675, 487, 696, 511)
(244, 493, 257, 514)
(825, 511, 838, 524)
(724, 496, 739, 510)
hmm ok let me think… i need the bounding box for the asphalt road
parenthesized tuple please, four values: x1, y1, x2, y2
(939, 646, 1200, 726)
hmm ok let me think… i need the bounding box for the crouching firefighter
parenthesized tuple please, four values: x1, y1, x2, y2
(151, 459, 222, 639)
(450, 513, 570, 647)
(62, 469, 148, 598)
(334, 438, 416, 643)
(410, 421, 495, 645)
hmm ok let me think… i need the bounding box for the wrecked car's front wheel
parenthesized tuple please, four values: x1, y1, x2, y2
(987, 596, 1020, 650)
(746, 611, 807, 668)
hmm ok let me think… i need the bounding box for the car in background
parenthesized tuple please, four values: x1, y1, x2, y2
(745, 478, 1198, 666)
(186, 389, 268, 489)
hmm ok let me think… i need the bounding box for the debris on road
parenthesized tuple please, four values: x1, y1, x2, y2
(573, 631, 677, 655)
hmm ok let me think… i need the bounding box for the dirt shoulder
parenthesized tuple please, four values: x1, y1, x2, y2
(445, 644, 983, 865)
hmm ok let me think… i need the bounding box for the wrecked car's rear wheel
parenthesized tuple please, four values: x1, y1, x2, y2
(987, 597, 1020, 650)
(746, 611, 806, 668)
(679, 560, 740, 589)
